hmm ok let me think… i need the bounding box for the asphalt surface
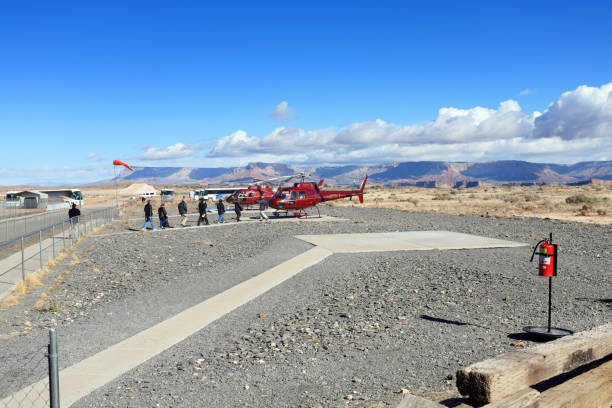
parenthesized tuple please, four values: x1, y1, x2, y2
(0, 206, 610, 407)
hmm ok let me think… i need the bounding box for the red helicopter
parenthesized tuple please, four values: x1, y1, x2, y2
(226, 184, 275, 206)
(269, 174, 368, 218)
(226, 174, 300, 207)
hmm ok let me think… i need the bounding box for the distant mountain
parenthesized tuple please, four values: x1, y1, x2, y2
(107, 160, 612, 186)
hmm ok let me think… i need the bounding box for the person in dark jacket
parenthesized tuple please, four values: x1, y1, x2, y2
(234, 200, 243, 222)
(158, 202, 170, 229)
(142, 200, 155, 230)
(197, 197, 209, 226)
(68, 204, 81, 238)
(178, 197, 188, 227)
(216, 199, 225, 223)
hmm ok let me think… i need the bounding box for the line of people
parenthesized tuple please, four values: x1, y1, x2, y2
(142, 196, 247, 230)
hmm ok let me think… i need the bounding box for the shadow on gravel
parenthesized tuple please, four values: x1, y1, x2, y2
(420, 314, 468, 326)
(575, 297, 612, 308)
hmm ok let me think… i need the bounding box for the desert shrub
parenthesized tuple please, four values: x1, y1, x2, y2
(468, 193, 476, 199)
(565, 194, 595, 204)
(450, 190, 457, 195)
(503, 195, 520, 203)
(433, 193, 452, 201)
(597, 209, 607, 216)
(577, 203, 593, 216)
(524, 194, 539, 202)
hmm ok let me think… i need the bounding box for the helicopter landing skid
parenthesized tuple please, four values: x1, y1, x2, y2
(293, 206, 321, 219)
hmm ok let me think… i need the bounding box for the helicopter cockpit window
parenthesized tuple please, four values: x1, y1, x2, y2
(298, 191, 306, 200)
(290, 191, 297, 200)
(248, 192, 253, 197)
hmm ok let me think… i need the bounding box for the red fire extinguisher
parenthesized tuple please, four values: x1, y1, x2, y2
(530, 234, 557, 277)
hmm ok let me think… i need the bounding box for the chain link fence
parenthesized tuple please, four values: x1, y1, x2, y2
(0, 208, 76, 244)
(0, 330, 59, 408)
(0, 207, 118, 300)
(0, 201, 36, 221)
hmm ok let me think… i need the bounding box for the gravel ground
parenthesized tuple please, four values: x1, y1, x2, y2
(1, 205, 610, 407)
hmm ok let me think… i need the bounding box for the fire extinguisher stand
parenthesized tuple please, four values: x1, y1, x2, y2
(523, 233, 574, 339)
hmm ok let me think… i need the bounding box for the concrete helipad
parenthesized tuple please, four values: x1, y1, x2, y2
(296, 231, 526, 253)
(2, 230, 525, 407)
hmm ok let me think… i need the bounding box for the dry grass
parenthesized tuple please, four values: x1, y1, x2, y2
(331, 184, 612, 226)
(0, 221, 108, 311)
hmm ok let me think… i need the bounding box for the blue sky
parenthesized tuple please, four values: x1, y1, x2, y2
(1, 1, 611, 184)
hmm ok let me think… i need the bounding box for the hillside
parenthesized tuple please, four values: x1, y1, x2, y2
(108, 160, 612, 186)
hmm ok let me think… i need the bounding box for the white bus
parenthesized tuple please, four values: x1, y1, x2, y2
(192, 187, 243, 201)
(37, 189, 83, 206)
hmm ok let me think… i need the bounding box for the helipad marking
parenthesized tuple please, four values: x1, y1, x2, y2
(295, 231, 526, 253)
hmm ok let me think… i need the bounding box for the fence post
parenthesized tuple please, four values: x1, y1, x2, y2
(21, 237, 25, 281)
(52, 224, 56, 257)
(48, 329, 60, 408)
(39, 230, 43, 270)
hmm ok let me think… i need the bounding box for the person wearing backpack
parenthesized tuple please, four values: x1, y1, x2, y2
(158, 202, 170, 229)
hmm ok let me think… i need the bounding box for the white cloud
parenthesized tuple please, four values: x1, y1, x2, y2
(207, 83, 612, 164)
(534, 83, 612, 140)
(269, 101, 297, 122)
(519, 88, 535, 96)
(86, 152, 97, 159)
(140, 143, 202, 160)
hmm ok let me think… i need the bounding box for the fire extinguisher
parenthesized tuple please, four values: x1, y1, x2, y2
(530, 234, 557, 277)
(523, 233, 572, 338)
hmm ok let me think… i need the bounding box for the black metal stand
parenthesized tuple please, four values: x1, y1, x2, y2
(523, 233, 573, 340)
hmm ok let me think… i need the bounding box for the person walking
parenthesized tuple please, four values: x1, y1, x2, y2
(178, 196, 188, 227)
(197, 197, 209, 226)
(259, 197, 269, 220)
(142, 199, 155, 230)
(234, 200, 243, 222)
(158, 202, 170, 229)
(216, 199, 225, 223)
(68, 203, 81, 238)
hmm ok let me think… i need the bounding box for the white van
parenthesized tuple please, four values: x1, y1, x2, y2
(140, 191, 156, 199)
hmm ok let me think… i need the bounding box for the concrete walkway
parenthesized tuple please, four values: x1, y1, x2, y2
(1, 246, 334, 408)
(2, 231, 525, 407)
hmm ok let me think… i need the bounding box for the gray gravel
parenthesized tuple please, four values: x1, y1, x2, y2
(1, 206, 610, 407)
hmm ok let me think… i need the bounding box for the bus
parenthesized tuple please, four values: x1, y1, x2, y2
(39, 189, 83, 206)
(160, 189, 175, 202)
(192, 187, 244, 201)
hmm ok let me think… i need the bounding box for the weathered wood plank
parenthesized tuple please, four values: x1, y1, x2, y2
(456, 322, 612, 404)
(396, 394, 445, 408)
(537, 359, 612, 408)
(483, 388, 540, 408)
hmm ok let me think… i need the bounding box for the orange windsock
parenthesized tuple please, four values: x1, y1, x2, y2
(113, 160, 134, 172)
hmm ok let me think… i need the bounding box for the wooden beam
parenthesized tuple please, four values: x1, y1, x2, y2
(456, 322, 612, 404)
(537, 358, 612, 408)
(396, 395, 446, 408)
(483, 388, 540, 408)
